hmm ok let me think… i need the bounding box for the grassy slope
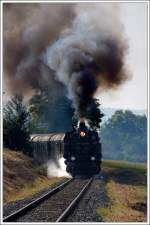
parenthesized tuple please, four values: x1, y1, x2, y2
(3, 149, 64, 203)
(102, 160, 147, 173)
(97, 160, 147, 222)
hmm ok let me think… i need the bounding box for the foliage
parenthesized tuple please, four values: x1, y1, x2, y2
(101, 110, 147, 162)
(29, 89, 50, 132)
(85, 99, 104, 130)
(29, 87, 74, 133)
(29, 87, 103, 132)
(3, 94, 31, 151)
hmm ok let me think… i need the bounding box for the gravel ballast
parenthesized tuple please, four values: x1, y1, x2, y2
(3, 178, 66, 218)
(3, 175, 109, 222)
(66, 175, 109, 222)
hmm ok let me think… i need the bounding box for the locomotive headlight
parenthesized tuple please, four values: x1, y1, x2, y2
(71, 156, 76, 161)
(80, 131, 85, 137)
(91, 156, 95, 161)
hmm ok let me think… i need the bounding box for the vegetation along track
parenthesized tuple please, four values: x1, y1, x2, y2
(3, 178, 93, 222)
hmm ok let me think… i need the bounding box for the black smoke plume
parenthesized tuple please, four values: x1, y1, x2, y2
(4, 3, 129, 128)
(3, 3, 75, 94)
(43, 3, 129, 120)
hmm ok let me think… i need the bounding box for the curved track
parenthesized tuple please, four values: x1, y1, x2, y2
(3, 178, 73, 222)
(3, 178, 93, 222)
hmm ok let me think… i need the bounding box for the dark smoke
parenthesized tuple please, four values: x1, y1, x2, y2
(3, 3, 75, 95)
(4, 3, 129, 127)
(44, 3, 129, 119)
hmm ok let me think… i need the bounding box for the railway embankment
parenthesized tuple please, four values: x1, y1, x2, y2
(3, 149, 65, 216)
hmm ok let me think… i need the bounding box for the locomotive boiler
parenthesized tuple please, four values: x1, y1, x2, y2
(30, 121, 102, 177)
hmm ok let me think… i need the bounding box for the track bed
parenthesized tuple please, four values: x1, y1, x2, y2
(4, 179, 93, 222)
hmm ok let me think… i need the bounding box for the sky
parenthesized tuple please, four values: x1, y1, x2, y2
(99, 2, 148, 110)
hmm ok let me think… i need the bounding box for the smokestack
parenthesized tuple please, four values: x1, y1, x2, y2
(79, 118, 85, 123)
(78, 118, 86, 129)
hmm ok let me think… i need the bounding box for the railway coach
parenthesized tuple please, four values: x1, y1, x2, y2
(30, 122, 102, 177)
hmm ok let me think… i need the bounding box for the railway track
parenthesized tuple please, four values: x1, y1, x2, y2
(3, 178, 93, 222)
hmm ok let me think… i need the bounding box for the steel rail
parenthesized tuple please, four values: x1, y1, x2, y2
(3, 178, 73, 222)
(56, 178, 93, 222)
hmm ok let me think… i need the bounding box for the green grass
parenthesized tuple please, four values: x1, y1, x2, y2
(102, 160, 147, 173)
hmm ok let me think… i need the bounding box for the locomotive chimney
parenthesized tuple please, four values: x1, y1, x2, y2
(78, 118, 86, 128)
(79, 118, 85, 123)
(78, 118, 87, 137)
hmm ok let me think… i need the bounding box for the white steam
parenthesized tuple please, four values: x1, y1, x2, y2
(47, 157, 71, 178)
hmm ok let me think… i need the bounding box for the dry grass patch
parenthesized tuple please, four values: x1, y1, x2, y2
(96, 160, 147, 222)
(5, 176, 64, 202)
(3, 149, 64, 203)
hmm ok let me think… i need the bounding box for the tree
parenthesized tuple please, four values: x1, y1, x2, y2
(3, 94, 31, 151)
(101, 110, 147, 162)
(29, 86, 104, 133)
(85, 99, 104, 130)
(29, 87, 74, 133)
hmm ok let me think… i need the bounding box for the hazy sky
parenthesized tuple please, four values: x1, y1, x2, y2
(99, 2, 148, 110)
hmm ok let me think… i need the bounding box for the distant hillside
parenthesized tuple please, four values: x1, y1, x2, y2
(101, 108, 147, 123)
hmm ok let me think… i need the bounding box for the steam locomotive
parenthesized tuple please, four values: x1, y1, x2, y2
(64, 121, 102, 177)
(30, 122, 102, 177)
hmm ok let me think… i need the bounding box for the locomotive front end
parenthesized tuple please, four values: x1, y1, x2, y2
(63, 121, 102, 178)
